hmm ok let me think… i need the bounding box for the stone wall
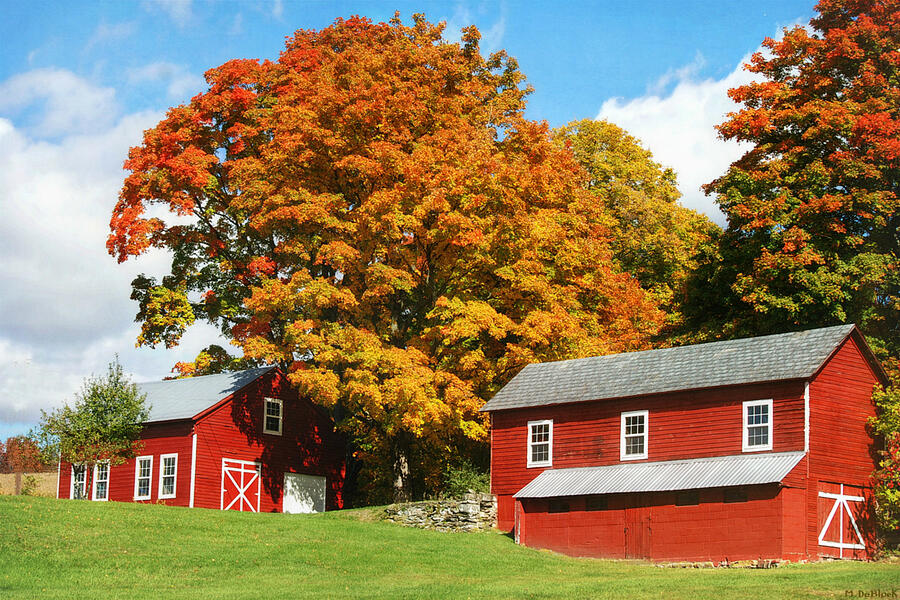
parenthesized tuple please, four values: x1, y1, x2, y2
(382, 492, 497, 532)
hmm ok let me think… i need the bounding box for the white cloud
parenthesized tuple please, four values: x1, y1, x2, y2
(597, 56, 757, 225)
(0, 69, 227, 432)
(127, 62, 205, 101)
(271, 0, 284, 19)
(0, 69, 118, 137)
(85, 21, 137, 53)
(142, 0, 192, 28)
(230, 13, 244, 36)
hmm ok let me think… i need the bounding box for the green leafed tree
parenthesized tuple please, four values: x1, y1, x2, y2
(36, 358, 149, 498)
(553, 119, 719, 330)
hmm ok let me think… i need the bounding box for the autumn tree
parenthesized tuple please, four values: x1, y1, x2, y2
(109, 15, 664, 502)
(37, 358, 149, 498)
(684, 0, 898, 359)
(0, 435, 46, 473)
(554, 119, 719, 329)
(683, 0, 899, 539)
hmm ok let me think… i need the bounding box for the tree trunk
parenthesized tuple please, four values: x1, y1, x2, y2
(392, 445, 411, 503)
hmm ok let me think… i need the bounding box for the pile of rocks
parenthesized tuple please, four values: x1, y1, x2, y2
(656, 559, 783, 569)
(382, 492, 497, 532)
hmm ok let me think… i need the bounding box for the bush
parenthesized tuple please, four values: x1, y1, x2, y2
(442, 461, 490, 498)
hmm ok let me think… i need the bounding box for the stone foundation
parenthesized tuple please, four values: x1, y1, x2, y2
(382, 492, 497, 532)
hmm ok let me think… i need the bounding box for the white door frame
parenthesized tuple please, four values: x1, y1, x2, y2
(221, 458, 261, 513)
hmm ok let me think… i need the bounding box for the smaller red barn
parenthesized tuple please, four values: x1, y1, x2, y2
(481, 324, 888, 562)
(57, 367, 345, 513)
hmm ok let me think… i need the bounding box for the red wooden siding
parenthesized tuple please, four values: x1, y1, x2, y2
(192, 369, 345, 512)
(518, 485, 788, 562)
(491, 380, 805, 531)
(57, 421, 193, 505)
(807, 336, 880, 559)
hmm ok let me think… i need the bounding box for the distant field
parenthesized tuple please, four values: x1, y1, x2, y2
(0, 496, 897, 599)
(0, 472, 57, 497)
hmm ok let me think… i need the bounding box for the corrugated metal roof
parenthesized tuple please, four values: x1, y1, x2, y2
(481, 324, 856, 412)
(140, 366, 275, 423)
(514, 451, 806, 498)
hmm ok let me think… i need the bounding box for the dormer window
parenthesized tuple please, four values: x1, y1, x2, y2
(264, 397, 283, 435)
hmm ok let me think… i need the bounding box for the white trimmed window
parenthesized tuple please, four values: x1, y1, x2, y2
(159, 454, 178, 499)
(527, 420, 552, 468)
(620, 410, 649, 460)
(743, 399, 773, 452)
(134, 456, 153, 500)
(70, 464, 87, 500)
(92, 461, 110, 501)
(264, 397, 283, 435)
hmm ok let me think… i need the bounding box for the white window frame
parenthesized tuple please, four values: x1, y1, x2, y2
(526, 420, 553, 468)
(620, 410, 649, 461)
(743, 399, 773, 452)
(134, 455, 153, 501)
(158, 453, 178, 499)
(92, 461, 110, 501)
(263, 397, 283, 436)
(70, 464, 87, 500)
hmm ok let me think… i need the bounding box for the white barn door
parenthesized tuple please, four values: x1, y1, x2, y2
(283, 473, 326, 514)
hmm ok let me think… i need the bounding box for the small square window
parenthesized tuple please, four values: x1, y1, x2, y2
(586, 496, 608, 511)
(724, 487, 748, 503)
(264, 397, 283, 435)
(676, 490, 699, 506)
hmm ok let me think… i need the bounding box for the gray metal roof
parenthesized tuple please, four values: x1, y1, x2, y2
(140, 366, 275, 423)
(514, 451, 805, 498)
(481, 324, 856, 412)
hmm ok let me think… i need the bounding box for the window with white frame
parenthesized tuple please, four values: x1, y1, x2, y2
(264, 397, 283, 435)
(743, 399, 773, 452)
(620, 410, 648, 460)
(70, 464, 87, 500)
(134, 456, 152, 500)
(527, 420, 552, 467)
(159, 454, 178, 499)
(92, 461, 110, 501)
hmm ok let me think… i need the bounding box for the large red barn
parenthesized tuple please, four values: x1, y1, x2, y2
(481, 324, 888, 562)
(57, 367, 345, 513)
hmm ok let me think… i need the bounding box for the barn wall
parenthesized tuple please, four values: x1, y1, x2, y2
(193, 369, 345, 512)
(517, 485, 786, 562)
(57, 421, 193, 506)
(807, 336, 880, 559)
(491, 380, 805, 531)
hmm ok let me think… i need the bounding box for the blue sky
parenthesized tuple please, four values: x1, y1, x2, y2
(0, 0, 815, 440)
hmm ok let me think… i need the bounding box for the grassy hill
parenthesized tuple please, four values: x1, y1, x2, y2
(0, 496, 896, 599)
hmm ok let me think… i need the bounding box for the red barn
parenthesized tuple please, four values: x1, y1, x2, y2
(57, 367, 345, 513)
(481, 325, 888, 562)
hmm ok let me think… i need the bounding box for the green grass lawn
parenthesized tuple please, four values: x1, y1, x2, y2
(0, 496, 897, 599)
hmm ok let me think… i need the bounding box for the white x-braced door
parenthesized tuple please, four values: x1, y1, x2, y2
(221, 459, 261, 512)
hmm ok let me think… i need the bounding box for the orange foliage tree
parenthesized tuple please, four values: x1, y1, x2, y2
(109, 15, 664, 501)
(1, 436, 45, 473)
